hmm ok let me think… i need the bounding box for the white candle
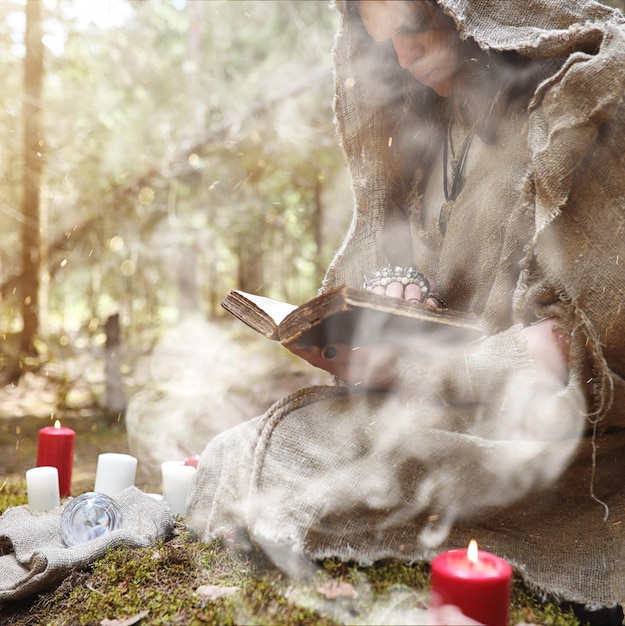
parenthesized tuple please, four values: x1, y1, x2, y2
(26, 466, 60, 512)
(161, 461, 196, 516)
(94, 453, 138, 496)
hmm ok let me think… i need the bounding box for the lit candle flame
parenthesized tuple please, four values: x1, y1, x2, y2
(467, 539, 479, 564)
(54, 420, 61, 429)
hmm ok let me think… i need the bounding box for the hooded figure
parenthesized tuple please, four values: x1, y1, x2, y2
(188, 0, 625, 610)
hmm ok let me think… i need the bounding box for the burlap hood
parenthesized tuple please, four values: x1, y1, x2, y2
(325, 0, 625, 418)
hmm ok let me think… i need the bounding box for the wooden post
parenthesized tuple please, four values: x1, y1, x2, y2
(104, 313, 126, 415)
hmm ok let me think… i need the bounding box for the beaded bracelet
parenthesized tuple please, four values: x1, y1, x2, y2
(363, 264, 447, 307)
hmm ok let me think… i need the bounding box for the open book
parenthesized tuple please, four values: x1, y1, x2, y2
(222, 286, 483, 354)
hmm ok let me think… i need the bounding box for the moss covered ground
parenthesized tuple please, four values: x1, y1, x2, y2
(0, 474, 582, 626)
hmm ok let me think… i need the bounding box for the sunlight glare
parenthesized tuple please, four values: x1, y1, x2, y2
(61, 0, 136, 29)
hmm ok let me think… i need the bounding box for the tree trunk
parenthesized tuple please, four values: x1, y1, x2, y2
(105, 313, 126, 415)
(312, 175, 325, 284)
(20, 0, 44, 356)
(178, 243, 200, 317)
(237, 232, 264, 294)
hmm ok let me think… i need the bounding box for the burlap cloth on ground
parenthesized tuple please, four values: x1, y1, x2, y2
(188, 0, 625, 609)
(0, 487, 175, 602)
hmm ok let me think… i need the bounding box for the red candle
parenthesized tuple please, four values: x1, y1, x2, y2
(36, 420, 75, 497)
(184, 455, 200, 468)
(430, 540, 512, 625)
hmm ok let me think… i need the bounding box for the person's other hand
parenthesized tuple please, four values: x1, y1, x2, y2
(288, 343, 399, 390)
(520, 318, 570, 385)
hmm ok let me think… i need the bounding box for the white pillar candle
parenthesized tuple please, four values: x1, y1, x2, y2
(161, 461, 196, 516)
(26, 466, 60, 512)
(94, 453, 138, 497)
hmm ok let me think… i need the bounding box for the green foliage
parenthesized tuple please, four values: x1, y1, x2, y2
(7, 535, 338, 626)
(509, 579, 579, 626)
(0, 476, 27, 512)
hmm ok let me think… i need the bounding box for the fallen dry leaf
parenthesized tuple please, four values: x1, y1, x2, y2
(100, 609, 149, 626)
(317, 580, 358, 599)
(196, 584, 240, 601)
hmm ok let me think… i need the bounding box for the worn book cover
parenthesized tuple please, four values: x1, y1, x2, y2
(221, 286, 483, 352)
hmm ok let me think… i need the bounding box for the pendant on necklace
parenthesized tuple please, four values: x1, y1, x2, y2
(439, 200, 454, 236)
(450, 155, 460, 181)
(440, 124, 474, 238)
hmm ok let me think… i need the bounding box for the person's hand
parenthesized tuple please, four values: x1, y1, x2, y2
(288, 343, 399, 390)
(364, 265, 445, 308)
(289, 266, 448, 387)
(520, 318, 570, 385)
(370, 280, 443, 307)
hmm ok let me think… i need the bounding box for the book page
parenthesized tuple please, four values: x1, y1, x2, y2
(233, 291, 298, 326)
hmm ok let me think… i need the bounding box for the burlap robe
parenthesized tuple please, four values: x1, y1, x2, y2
(188, 0, 625, 608)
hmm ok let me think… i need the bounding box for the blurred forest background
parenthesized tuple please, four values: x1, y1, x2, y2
(1, 0, 350, 477)
(2, 0, 625, 479)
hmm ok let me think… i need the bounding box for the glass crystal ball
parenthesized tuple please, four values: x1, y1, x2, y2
(60, 491, 122, 546)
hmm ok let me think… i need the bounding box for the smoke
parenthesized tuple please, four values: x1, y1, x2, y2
(125, 317, 242, 473)
(227, 306, 587, 583)
(125, 314, 327, 478)
(333, 316, 586, 548)
(279, 579, 436, 626)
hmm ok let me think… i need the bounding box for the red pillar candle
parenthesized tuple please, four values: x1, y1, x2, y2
(36, 420, 75, 497)
(184, 455, 200, 468)
(430, 540, 512, 626)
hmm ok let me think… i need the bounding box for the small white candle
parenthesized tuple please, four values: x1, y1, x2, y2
(26, 466, 60, 512)
(161, 461, 196, 516)
(94, 453, 138, 496)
